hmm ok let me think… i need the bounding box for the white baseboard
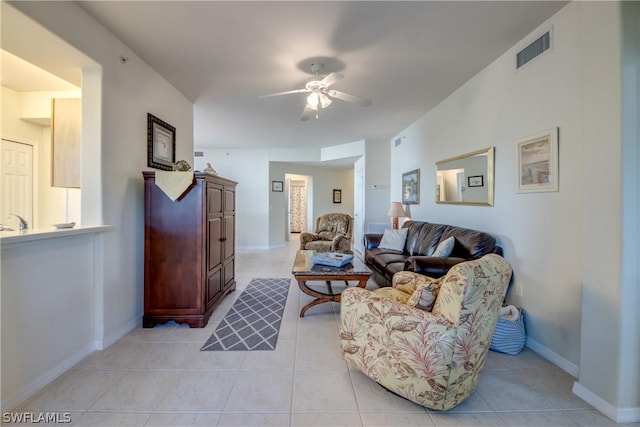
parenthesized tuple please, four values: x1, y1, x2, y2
(572, 381, 640, 423)
(1, 342, 96, 412)
(527, 338, 640, 423)
(525, 336, 579, 377)
(97, 315, 141, 350)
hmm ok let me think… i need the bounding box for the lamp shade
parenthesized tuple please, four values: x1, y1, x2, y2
(387, 202, 407, 217)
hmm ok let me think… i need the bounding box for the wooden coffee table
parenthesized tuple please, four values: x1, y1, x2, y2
(291, 250, 371, 317)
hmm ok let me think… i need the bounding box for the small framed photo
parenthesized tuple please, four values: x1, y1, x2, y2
(468, 175, 484, 187)
(333, 189, 342, 203)
(147, 113, 176, 171)
(517, 128, 559, 193)
(402, 169, 420, 204)
(272, 180, 283, 192)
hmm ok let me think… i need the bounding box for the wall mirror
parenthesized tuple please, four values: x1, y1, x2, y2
(435, 147, 494, 206)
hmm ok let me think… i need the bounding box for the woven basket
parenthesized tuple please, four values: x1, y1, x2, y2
(490, 311, 526, 355)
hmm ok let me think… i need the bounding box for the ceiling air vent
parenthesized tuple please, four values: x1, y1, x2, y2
(516, 29, 551, 69)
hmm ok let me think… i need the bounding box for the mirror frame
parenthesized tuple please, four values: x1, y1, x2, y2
(435, 146, 494, 207)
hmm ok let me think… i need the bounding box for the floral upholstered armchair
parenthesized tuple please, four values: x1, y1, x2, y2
(339, 254, 512, 410)
(300, 213, 353, 253)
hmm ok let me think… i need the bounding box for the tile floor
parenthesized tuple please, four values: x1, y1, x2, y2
(11, 236, 639, 426)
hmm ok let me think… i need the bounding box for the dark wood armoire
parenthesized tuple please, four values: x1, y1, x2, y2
(143, 171, 237, 328)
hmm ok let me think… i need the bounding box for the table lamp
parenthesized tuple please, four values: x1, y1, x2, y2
(387, 202, 407, 229)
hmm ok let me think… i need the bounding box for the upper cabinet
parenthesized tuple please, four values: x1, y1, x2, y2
(51, 98, 81, 188)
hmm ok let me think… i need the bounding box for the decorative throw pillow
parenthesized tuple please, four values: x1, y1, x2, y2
(407, 280, 442, 311)
(378, 228, 408, 252)
(432, 236, 455, 258)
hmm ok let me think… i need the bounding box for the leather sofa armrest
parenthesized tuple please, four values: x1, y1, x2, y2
(364, 233, 382, 250)
(405, 256, 468, 278)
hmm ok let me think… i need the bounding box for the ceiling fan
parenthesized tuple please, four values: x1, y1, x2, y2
(259, 63, 372, 121)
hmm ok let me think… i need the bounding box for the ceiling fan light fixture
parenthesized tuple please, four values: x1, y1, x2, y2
(306, 91, 332, 111)
(318, 92, 332, 109)
(306, 92, 319, 110)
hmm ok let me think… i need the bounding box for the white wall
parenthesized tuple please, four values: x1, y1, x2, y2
(194, 146, 361, 250)
(389, 1, 638, 420)
(3, 1, 194, 407)
(1, 233, 99, 410)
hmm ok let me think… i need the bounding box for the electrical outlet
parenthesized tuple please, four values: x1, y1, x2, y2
(515, 282, 524, 297)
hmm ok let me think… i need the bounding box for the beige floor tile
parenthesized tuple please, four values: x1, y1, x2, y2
(241, 340, 296, 370)
(361, 412, 434, 427)
(292, 370, 358, 413)
(22, 370, 124, 411)
(154, 370, 238, 412)
(350, 373, 425, 413)
(223, 371, 294, 413)
(295, 340, 348, 371)
(497, 410, 580, 426)
(144, 413, 221, 427)
(71, 411, 150, 426)
(217, 413, 291, 426)
(428, 411, 507, 426)
(88, 371, 179, 412)
(565, 409, 632, 426)
(476, 369, 557, 411)
(291, 412, 363, 427)
(188, 346, 247, 370)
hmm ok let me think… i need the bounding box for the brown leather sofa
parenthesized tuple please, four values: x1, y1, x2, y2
(364, 220, 503, 287)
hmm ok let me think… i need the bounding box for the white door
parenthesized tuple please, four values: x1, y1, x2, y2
(1, 139, 34, 228)
(353, 157, 365, 255)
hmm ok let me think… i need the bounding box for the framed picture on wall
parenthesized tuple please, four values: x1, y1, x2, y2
(402, 169, 420, 204)
(333, 189, 342, 203)
(468, 175, 484, 187)
(516, 128, 559, 193)
(272, 181, 284, 192)
(147, 113, 176, 171)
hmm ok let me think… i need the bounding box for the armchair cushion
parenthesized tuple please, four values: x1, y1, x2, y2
(407, 279, 441, 311)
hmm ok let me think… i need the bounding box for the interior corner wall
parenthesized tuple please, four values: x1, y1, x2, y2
(10, 2, 194, 345)
(364, 139, 391, 228)
(193, 147, 271, 250)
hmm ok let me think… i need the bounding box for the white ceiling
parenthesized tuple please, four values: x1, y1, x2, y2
(1, 50, 79, 92)
(75, 1, 567, 150)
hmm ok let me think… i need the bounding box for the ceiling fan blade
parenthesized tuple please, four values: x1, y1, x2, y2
(258, 88, 309, 98)
(328, 90, 372, 107)
(301, 103, 316, 121)
(319, 72, 343, 87)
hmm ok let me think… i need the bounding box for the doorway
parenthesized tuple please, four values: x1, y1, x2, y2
(285, 173, 311, 239)
(1, 138, 34, 228)
(289, 179, 307, 233)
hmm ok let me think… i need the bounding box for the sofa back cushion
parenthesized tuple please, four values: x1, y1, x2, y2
(403, 221, 446, 256)
(440, 225, 497, 259)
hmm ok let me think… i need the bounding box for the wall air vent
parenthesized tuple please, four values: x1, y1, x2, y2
(194, 151, 204, 157)
(394, 138, 402, 147)
(516, 29, 552, 69)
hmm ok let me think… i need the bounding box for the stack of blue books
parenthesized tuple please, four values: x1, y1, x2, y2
(311, 252, 354, 267)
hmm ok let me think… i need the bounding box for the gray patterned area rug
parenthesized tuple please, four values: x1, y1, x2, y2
(201, 278, 290, 351)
